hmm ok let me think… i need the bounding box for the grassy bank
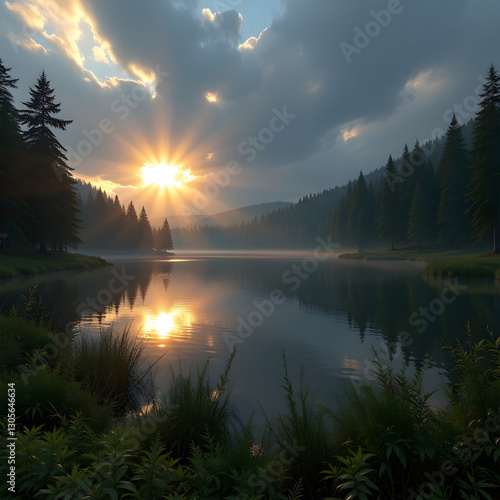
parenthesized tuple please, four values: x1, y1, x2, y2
(339, 244, 500, 279)
(0, 301, 499, 499)
(0, 250, 108, 279)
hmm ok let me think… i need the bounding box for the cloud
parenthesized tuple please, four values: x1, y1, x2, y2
(1, 0, 499, 215)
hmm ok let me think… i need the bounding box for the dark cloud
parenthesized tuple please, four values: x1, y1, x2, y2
(1, 0, 499, 212)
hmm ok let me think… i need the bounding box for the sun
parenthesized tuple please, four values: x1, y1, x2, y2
(141, 163, 196, 188)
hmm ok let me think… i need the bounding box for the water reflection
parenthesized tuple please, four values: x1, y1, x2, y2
(1, 254, 498, 426)
(142, 306, 195, 342)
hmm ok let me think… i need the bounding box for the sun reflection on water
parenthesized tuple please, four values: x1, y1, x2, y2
(142, 306, 194, 343)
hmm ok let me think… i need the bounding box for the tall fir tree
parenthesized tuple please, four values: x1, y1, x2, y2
(156, 218, 173, 252)
(437, 114, 471, 247)
(348, 171, 373, 252)
(0, 59, 28, 248)
(20, 71, 80, 252)
(467, 65, 500, 253)
(408, 183, 433, 248)
(138, 206, 154, 250)
(124, 201, 139, 249)
(379, 155, 400, 250)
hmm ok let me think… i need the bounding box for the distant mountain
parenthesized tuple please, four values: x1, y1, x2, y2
(161, 202, 293, 229)
(172, 119, 476, 250)
(196, 202, 294, 227)
(152, 214, 203, 229)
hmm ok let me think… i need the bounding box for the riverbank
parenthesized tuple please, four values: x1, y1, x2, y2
(339, 245, 500, 279)
(0, 250, 109, 279)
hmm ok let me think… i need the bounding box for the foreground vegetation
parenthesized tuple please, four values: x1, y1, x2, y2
(0, 250, 108, 279)
(340, 244, 500, 279)
(0, 295, 499, 499)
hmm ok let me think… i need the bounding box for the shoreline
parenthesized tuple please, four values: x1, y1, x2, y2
(339, 246, 500, 279)
(0, 251, 110, 279)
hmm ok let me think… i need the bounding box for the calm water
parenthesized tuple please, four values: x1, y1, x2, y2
(2, 252, 499, 427)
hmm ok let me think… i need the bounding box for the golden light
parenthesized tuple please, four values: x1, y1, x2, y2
(141, 163, 196, 188)
(341, 128, 358, 142)
(205, 92, 218, 103)
(143, 307, 194, 341)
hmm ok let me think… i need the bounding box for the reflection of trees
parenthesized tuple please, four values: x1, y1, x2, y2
(292, 261, 500, 370)
(0, 262, 174, 331)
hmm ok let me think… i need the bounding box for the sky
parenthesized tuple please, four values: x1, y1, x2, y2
(1, 0, 499, 224)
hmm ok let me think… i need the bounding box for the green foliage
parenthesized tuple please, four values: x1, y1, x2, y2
(323, 447, 379, 500)
(271, 351, 331, 498)
(147, 348, 241, 458)
(444, 324, 500, 425)
(1, 321, 499, 499)
(467, 64, 500, 252)
(379, 155, 402, 249)
(325, 353, 449, 495)
(437, 113, 471, 247)
(72, 325, 156, 414)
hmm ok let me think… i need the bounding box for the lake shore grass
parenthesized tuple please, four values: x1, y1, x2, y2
(339, 244, 500, 279)
(0, 249, 109, 279)
(1, 305, 499, 499)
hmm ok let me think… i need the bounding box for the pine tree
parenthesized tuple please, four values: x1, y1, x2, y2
(408, 183, 433, 248)
(0, 59, 28, 248)
(398, 143, 413, 237)
(437, 114, 471, 247)
(379, 155, 400, 250)
(20, 71, 80, 252)
(156, 218, 173, 252)
(348, 171, 372, 252)
(467, 65, 500, 253)
(138, 206, 154, 250)
(124, 201, 139, 249)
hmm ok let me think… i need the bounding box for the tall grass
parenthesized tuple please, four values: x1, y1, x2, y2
(324, 352, 450, 497)
(444, 324, 500, 426)
(72, 325, 157, 414)
(144, 348, 241, 458)
(270, 351, 332, 498)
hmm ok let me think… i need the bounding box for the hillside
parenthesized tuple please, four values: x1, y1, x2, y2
(172, 120, 475, 250)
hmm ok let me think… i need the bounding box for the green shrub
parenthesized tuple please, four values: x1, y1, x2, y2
(72, 325, 155, 415)
(271, 351, 332, 498)
(145, 348, 241, 459)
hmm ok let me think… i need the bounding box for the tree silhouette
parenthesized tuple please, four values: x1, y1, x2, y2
(138, 206, 154, 251)
(437, 114, 471, 247)
(379, 155, 400, 250)
(467, 65, 500, 253)
(156, 218, 173, 252)
(20, 71, 80, 252)
(0, 59, 29, 249)
(408, 183, 433, 248)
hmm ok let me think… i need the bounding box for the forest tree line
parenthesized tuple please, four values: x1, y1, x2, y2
(79, 183, 173, 253)
(0, 59, 172, 254)
(174, 65, 499, 253)
(334, 65, 499, 253)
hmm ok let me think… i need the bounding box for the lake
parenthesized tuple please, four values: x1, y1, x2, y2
(2, 251, 499, 429)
